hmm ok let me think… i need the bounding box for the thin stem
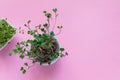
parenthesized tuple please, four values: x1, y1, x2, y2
(19, 42, 30, 56)
(28, 63, 35, 69)
(55, 29, 62, 36)
(49, 44, 54, 55)
(27, 24, 31, 30)
(47, 19, 50, 34)
(39, 47, 43, 54)
(52, 13, 58, 31)
(25, 23, 31, 30)
(35, 26, 39, 34)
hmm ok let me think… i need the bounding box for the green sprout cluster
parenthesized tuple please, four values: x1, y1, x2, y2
(9, 8, 68, 74)
(0, 19, 16, 49)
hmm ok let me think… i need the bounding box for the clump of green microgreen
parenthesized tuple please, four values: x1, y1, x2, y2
(9, 8, 68, 74)
(0, 19, 16, 49)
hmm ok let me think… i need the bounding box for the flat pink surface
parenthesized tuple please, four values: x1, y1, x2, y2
(0, 0, 120, 80)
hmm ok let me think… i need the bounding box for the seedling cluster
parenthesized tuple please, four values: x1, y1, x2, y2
(0, 19, 16, 49)
(9, 8, 68, 74)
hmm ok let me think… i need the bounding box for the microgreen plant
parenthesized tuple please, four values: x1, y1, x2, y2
(9, 8, 68, 74)
(0, 19, 16, 49)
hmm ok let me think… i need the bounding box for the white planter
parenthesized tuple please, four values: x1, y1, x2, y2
(40, 56, 60, 66)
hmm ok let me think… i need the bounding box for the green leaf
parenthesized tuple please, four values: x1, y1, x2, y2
(18, 47, 22, 51)
(43, 23, 48, 27)
(24, 63, 28, 66)
(39, 61, 43, 65)
(19, 54, 24, 59)
(32, 60, 35, 63)
(52, 38, 57, 42)
(50, 31, 55, 36)
(24, 24, 27, 26)
(54, 53, 59, 58)
(45, 13, 52, 18)
(8, 52, 12, 56)
(42, 33, 49, 38)
(57, 26, 63, 29)
(40, 42, 47, 47)
(22, 69, 26, 74)
(20, 67, 26, 74)
(13, 49, 19, 54)
(43, 11, 47, 13)
(28, 30, 36, 35)
(48, 62, 51, 65)
(60, 54, 65, 57)
(27, 39, 32, 43)
(60, 48, 64, 51)
(41, 58, 45, 62)
(31, 39, 37, 44)
(27, 20, 31, 24)
(27, 51, 31, 56)
(41, 28, 46, 33)
(53, 8, 57, 13)
(65, 52, 68, 56)
(20, 67, 24, 71)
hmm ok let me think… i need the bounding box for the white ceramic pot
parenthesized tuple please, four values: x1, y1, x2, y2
(40, 56, 60, 66)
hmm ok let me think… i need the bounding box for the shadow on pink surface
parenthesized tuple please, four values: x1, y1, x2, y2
(29, 59, 62, 79)
(40, 60, 61, 75)
(0, 36, 17, 58)
(0, 35, 62, 80)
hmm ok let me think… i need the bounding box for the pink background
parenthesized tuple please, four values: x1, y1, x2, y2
(0, 0, 120, 80)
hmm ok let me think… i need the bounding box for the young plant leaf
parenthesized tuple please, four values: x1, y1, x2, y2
(53, 8, 57, 13)
(50, 31, 55, 36)
(60, 48, 64, 51)
(19, 54, 25, 59)
(13, 49, 19, 54)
